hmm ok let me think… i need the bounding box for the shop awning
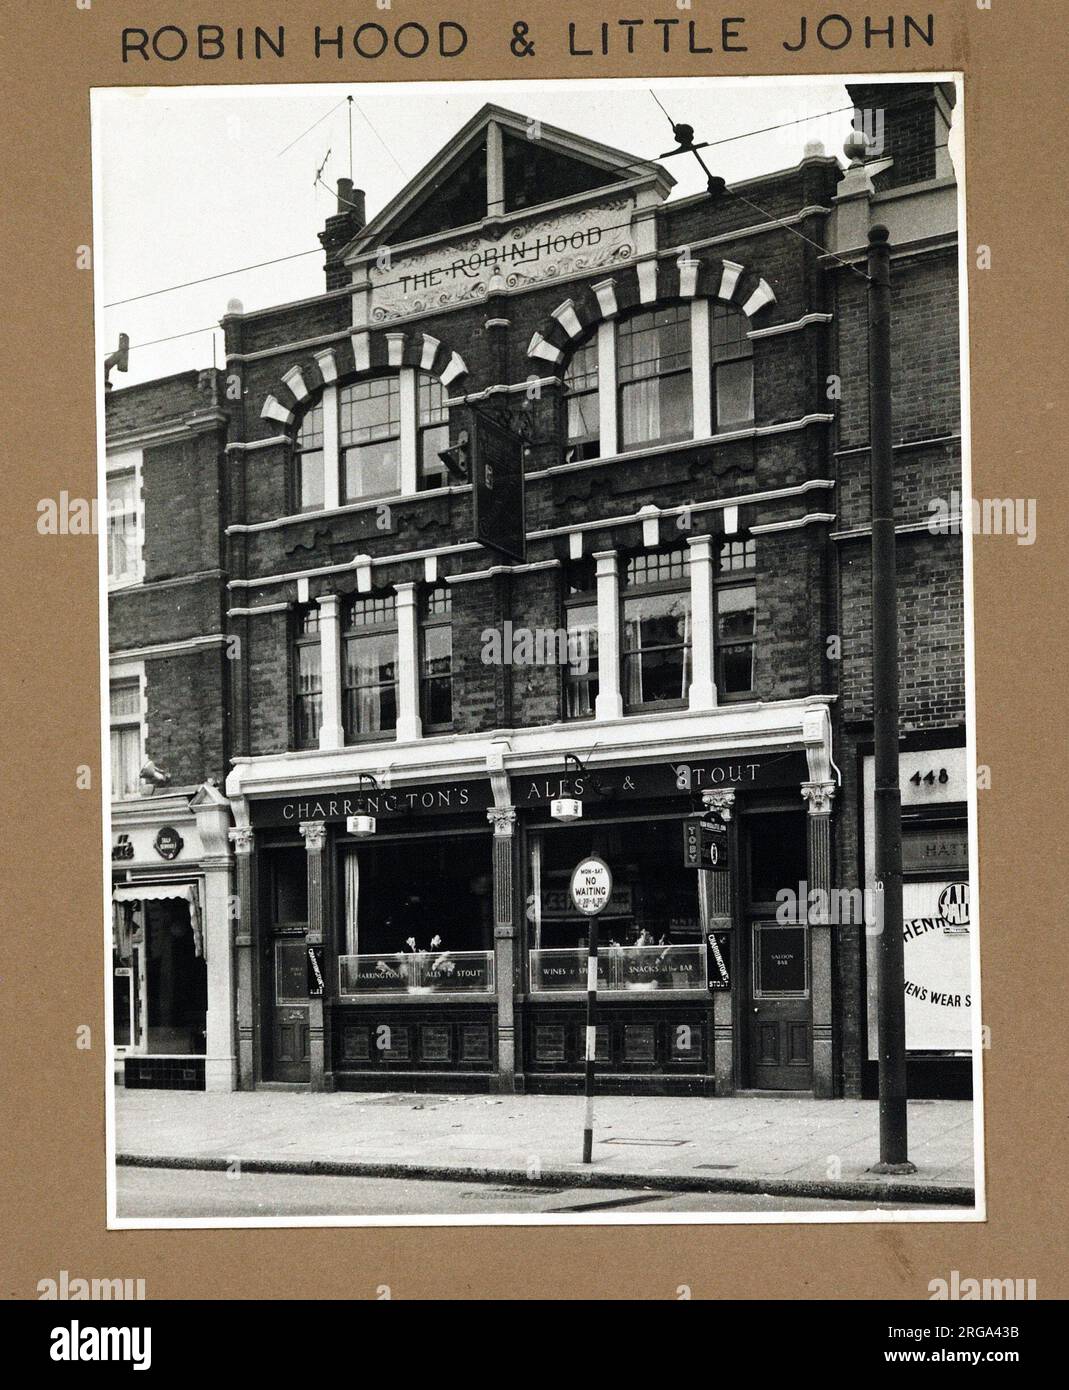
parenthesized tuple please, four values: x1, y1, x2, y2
(112, 883, 204, 958)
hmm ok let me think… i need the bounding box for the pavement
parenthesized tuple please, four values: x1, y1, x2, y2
(114, 1089, 978, 1207)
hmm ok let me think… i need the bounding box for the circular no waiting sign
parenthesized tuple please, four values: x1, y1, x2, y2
(569, 855, 613, 917)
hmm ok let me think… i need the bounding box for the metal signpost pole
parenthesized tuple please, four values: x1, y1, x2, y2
(868, 225, 915, 1174)
(570, 854, 612, 1165)
(582, 914, 600, 1165)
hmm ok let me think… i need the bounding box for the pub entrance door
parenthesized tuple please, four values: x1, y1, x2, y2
(745, 920, 811, 1089)
(268, 935, 311, 1083)
(740, 808, 813, 1091)
(264, 847, 311, 1084)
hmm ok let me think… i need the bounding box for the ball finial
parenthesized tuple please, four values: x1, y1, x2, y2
(226, 297, 244, 316)
(843, 129, 871, 166)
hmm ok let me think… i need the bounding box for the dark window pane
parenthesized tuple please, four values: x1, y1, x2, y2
(717, 584, 756, 642)
(422, 676, 453, 727)
(420, 423, 450, 488)
(710, 305, 752, 361)
(340, 378, 400, 444)
(344, 683, 397, 737)
(720, 645, 754, 694)
(344, 440, 400, 500)
(298, 450, 324, 510)
(719, 538, 756, 572)
(624, 591, 691, 649)
(273, 848, 309, 924)
(297, 401, 324, 448)
(747, 813, 807, 906)
(716, 359, 754, 428)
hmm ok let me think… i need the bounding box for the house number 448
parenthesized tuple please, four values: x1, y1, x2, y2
(909, 768, 949, 787)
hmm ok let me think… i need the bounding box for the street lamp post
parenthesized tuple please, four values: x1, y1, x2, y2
(867, 224, 916, 1174)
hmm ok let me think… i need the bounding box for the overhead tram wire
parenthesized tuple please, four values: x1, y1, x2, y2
(112, 109, 951, 350)
(647, 88, 873, 284)
(125, 136, 950, 355)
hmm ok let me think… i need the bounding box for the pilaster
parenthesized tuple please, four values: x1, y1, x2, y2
(803, 780, 836, 1098)
(300, 820, 331, 1091)
(488, 805, 517, 1094)
(228, 825, 256, 1090)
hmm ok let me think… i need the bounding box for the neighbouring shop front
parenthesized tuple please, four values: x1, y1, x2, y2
(241, 743, 841, 1096)
(110, 783, 236, 1092)
(863, 742, 975, 1098)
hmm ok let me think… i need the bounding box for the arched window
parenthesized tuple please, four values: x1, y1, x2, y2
(617, 305, 692, 450)
(563, 337, 600, 462)
(294, 400, 325, 513)
(340, 377, 401, 502)
(418, 374, 450, 490)
(711, 304, 754, 430)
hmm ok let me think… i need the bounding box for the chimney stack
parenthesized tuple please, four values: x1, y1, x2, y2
(320, 178, 367, 291)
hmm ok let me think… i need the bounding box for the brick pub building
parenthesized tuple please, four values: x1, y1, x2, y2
(106, 82, 969, 1099)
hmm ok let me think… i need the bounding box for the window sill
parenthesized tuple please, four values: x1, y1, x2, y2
(227, 484, 471, 535)
(624, 699, 689, 716)
(535, 416, 834, 480)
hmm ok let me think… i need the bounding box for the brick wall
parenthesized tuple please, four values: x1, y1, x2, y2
(838, 534, 966, 731)
(144, 648, 228, 787)
(106, 374, 229, 789)
(835, 249, 960, 457)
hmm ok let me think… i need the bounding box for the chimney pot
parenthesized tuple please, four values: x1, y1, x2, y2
(337, 178, 366, 226)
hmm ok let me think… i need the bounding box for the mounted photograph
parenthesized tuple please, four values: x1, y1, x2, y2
(93, 75, 980, 1227)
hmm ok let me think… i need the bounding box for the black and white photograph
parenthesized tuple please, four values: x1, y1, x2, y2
(94, 74, 981, 1227)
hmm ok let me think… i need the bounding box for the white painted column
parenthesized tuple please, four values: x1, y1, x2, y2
(398, 367, 418, 495)
(394, 581, 422, 742)
(593, 550, 624, 720)
(322, 384, 340, 511)
(690, 297, 713, 439)
(193, 790, 236, 1093)
(687, 534, 717, 710)
(596, 320, 618, 458)
(316, 593, 345, 749)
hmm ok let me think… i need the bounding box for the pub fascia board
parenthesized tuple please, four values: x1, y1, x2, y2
(225, 696, 835, 804)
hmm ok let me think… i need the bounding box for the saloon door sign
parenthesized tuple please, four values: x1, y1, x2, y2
(863, 750, 975, 1057)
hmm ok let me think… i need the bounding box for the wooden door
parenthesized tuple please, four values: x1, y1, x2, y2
(269, 937, 310, 1082)
(745, 920, 812, 1090)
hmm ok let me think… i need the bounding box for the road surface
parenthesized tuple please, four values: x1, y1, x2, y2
(115, 1166, 954, 1218)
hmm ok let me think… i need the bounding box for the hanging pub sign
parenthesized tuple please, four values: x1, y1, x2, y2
(569, 856, 613, 917)
(471, 408, 526, 564)
(306, 945, 326, 998)
(683, 815, 732, 871)
(706, 931, 731, 992)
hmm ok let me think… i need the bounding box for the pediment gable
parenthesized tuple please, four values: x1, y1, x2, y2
(343, 104, 672, 263)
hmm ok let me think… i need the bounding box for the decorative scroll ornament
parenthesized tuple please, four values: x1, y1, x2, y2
(369, 197, 636, 323)
(701, 789, 736, 822)
(801, 781, 837, 816)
